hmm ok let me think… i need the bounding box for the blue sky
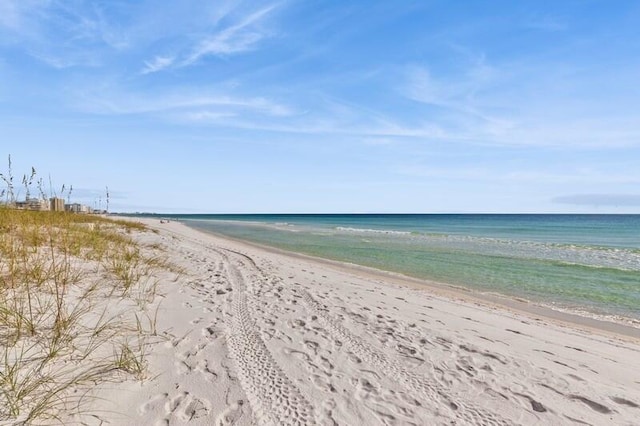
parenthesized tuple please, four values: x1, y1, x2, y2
(1, 0, 639, 213)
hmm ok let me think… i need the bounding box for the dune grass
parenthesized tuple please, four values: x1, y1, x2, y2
(0, 208, 171, 424)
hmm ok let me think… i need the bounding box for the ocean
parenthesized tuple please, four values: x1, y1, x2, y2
(157, 214, 640, 325)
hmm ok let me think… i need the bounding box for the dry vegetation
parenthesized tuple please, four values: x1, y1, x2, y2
(0, 208, 172, 424)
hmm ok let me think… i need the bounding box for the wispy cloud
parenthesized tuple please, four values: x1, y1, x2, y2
(552, 194, 640, 207)
(394, 162, 640, 186)
(74, 89, 294, 119)
(182, 4, 278, 66)
(2, 1, 256, 70)
(141, 55, 175, 74)
(361, 137, 397, 146)
(71, 187, 126, 200)
(135, 3, 279, 74)
(0, 0, 22, 30)
(181, 111, 237, 121)
(0, 0, 47, 32)
(395, 165, 492, 181)
(0, 0, 51, 46)
(28, 48, 103, 69)
(524, 14, 567, 32)
(403, 56, 499, 110)
(398, 54, 640, 149)
(400, 62, 518, 143)
(0, 0, 126, 67)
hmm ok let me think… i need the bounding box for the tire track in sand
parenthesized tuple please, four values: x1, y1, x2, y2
(223, 250, 317, 426)
(162, 226, 511, 425)
(223, 246, 512, 424)
(300, 290, 513, 426)
(168, 231, 317, 425)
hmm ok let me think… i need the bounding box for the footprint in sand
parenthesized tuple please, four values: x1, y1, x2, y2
(194, 359, 218, 382)
(137, 391, 209, 423)
(175, 394, 210, 421)
(138, 393, 168, 415)
(215, 400, 245, 425)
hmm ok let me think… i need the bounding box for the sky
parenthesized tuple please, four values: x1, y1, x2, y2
(1, 0, 639, 213)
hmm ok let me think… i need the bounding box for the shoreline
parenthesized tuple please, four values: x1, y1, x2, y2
(174, 219, 640, 342)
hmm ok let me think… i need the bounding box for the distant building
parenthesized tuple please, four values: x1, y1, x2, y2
(65, 203, 90, 214)
(49, 197, 65, 212)
(15, 198, 50, 211)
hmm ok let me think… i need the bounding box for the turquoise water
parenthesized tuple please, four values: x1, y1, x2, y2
(156, 214, 640, 322)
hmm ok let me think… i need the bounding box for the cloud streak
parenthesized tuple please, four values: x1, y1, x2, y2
(141, 55, 175, 74)
(138, 3, 279, 72)
(181, 4, 277, 66)
(400, 59, 640, 148)
(552, 194, 640, 207)
(0, 0, 127, 67)
(0, 0, 48, 33)
(74, 89, 294, 118)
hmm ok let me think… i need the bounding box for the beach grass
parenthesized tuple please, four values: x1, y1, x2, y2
(0, 208, 170, 424)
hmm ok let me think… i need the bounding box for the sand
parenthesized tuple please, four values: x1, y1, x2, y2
(85, 218, 640, 425)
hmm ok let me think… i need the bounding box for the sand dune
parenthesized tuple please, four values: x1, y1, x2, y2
(86, 219, 640, 425)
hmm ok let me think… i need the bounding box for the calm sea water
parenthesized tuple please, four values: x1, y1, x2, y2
(157, 214, 640, 323)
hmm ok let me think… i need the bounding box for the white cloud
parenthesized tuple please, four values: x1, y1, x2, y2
(135, 3, 279, 74)
(0, 0, 49, 31)
(398, 58, 640, 148)
(394, 164, 640, 186)
(74, 89, 294, 119)
(0, 0, 126, 67)
(28, 49, 102, 68)
(141, 55, 175, 74)
(553, 194, 640, 207)
(182, 4, 278, 66)
(400, 62, 518, 144)
(525, 14, 567, 32)
(395, 165, 491, 181)
(361, 137, 396, 146)
(0, 0, 52, 44)
(404, 67, 445, 106)
(181, 111, 237, 121)
(404, 55, 498, 107)
(0, 0, 21, 30)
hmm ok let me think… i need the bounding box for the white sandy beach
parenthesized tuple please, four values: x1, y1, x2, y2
(83, 218, 640, 425)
